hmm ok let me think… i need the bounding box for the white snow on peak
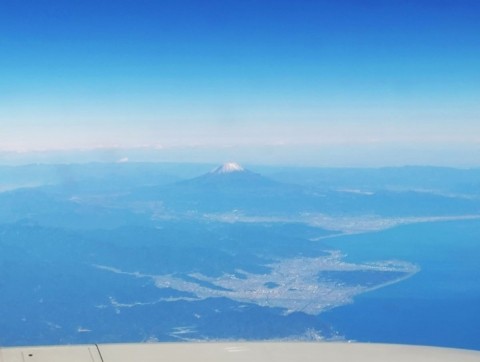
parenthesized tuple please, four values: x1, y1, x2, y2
(211, 162, 245, 174)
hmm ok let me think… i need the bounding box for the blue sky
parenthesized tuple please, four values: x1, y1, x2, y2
(1, 0, 479, 166)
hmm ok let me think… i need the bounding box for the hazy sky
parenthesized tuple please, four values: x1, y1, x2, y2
(1, 0, 479, 166)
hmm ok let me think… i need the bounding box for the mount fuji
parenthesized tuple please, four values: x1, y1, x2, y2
(178, 162, 279, 189)
(127, 162, 303, 213)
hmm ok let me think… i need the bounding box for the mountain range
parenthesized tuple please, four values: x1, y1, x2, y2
(124, 163, 480, 216)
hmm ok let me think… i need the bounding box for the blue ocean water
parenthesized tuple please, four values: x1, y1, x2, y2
(321, 219, 480, 350)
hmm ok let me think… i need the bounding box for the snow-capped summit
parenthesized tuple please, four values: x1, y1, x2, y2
(171, 161, 280, 191)
(211, 162, 245, 174)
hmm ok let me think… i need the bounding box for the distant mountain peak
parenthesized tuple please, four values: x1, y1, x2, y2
(211, 162, 245, 174)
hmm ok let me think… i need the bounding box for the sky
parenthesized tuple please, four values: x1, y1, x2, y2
(1, 0, 479, 166)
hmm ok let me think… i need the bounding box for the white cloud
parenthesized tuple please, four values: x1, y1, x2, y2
(116, 157, 129, 163)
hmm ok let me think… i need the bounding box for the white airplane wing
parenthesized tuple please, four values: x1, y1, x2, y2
(1, 342, 480, 362)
